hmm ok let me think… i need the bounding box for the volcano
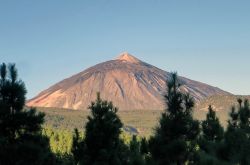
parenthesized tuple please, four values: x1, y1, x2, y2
(27, 52, 230, 110)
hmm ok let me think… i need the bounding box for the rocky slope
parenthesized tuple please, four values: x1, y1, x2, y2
(27, 52, 230, 110)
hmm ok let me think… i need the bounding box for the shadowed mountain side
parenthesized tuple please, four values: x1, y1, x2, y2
(27, 52, 230, 110)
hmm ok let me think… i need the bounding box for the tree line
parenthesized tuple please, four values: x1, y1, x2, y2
(1, 63, 250, 165)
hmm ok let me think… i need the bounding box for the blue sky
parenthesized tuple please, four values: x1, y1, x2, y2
(1, 0, 250, 98)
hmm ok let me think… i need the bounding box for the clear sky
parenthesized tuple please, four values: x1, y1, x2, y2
(1, 0, 250, 99)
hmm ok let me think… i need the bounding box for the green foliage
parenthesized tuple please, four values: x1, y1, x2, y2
(72, 93, 130, 165)
(128, 135, 146, 165)
(193, 151, 229, 165)
(195, 106, 226, 165)
(202, 105, 224, 142)
(140, 137, 149, 155)
(149, 73, 200, 165)
(120, 131, 133, 145)
(37, 107, 163, 137)
(3, 64, 250, 165)
(198, 105, 224, 157)
(71, 128, 85, 164)
(217, 99, 250, 164)
(0, 63, 55, 164)
(42, 127, 75, 156)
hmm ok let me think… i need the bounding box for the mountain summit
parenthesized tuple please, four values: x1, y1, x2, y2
(116, 52, 141, 63)
(27, 53, 230, 110)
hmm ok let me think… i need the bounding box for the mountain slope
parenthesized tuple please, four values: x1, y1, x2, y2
(27, 52, 230, 110)
(193, 95, 250, 127)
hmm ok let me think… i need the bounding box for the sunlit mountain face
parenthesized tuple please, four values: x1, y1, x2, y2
(27, 52, 230, 110)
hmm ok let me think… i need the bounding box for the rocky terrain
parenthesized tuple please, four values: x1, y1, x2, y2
(27, 52, 230, 110)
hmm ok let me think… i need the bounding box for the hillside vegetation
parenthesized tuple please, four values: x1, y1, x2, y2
(3, 63, 250, 165)
(195, 95, 250, 126)
(37, 107, 162, 136)
(36, 95, 250, 136)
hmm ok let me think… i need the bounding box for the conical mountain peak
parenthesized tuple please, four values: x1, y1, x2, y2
(116, 52, 141, 63)
(27, 52, 230, 110)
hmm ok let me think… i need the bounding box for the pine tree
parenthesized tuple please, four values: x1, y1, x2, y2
(202, 105, 224, 142)
(72, 93, 129, 165)
(140, 137, 149, 156)
(0, 63, 55, 164)
(196, 106, 225, 165)
(128, 135, 145, 165)
(218, 99, 250, 164)
(71, 128, 84, 164)
(149, 73, 200, 165)
(199, 105, 224, 153)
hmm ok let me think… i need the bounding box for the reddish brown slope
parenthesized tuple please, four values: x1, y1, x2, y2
(27, 53, 230, 110)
